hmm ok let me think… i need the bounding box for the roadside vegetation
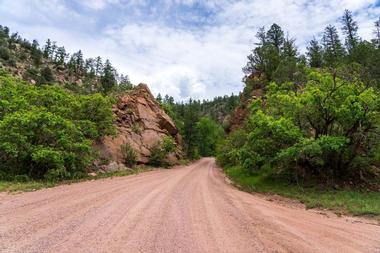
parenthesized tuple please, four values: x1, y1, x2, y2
(225, 167, 380, 219)
(0, 70, 115, 182)
(217, 10, 380, 218)
(0, 166, 151, 193)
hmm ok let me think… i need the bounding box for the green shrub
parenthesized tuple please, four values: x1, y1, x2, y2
(0, 46, 10, 60)
(217, 129, 247, 167)
(122, 143, 137, 167)
(162, 136, 176, 153)
(71, 171, 88, 180)
(44, 168, 71, 182)
(39, 66, 55, 84)
(149, 142, 166, 167)
(14, 174, 30, 183)
(149, 136, 177, 167)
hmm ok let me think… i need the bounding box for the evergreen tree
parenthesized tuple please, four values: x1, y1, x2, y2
(30, 39, 42, 66)
(76, 50, 84, 74)
(243, 24, 286, 81)
(85, 58, 96, 76)
(68, 50, 85, 76)
(51, 41, 57, 59)
(256, 26, 266, 46)
(195, 117, 224, 157)
(0, 25, 10, 38)
(55, 46, 67, 65)
(31, 39, 39, 50)
(307, 38, 323, 68)
(118, 74, 133, 91)
(100, 60, 116, 94)
(43, 39, 52, 58)
(156, 93, 163, 103)
(282, 37, 297, 59)
(322, 25, 345, 66)
(266, 23, 284, 52)
(341, 9, 359, 52)
(182, 99, 200, 158)
(95, 56, 103, 76)
(374, 17, 380, 46)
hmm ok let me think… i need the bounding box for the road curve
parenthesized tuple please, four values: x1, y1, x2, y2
(0, 158, 379, 253)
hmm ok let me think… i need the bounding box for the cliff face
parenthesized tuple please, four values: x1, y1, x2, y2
(95, 83, 182, 167)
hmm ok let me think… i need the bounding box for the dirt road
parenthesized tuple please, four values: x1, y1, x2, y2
(0, 158, 379, 253)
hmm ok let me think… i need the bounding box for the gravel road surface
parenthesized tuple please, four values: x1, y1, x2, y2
(1, 158, 379, 253)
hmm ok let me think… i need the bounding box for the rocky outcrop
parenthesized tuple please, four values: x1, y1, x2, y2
(95, 83, 182, 167)
(228, 88, 263, 132)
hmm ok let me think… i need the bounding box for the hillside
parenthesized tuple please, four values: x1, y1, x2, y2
(0, 25, 131, 94)
(218, 11, 380, 192)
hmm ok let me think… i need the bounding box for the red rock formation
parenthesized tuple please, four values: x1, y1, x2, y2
(228, 88, 263, 132)
(95, 83, 182, 166)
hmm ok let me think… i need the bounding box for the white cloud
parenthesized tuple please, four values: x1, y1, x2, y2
(0, 0, 380, 100)
(81, 0, 121, 10)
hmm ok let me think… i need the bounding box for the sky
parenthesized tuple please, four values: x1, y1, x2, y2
(0, 0, 380, 101)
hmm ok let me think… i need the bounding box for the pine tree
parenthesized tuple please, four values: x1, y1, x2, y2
(76, 50, 84, 74)
(322, 25, 345, 66)
(51, 41, 57, 58)
(243, 24, 283, 81)
(256, 26, 266, 46)
(100, 60, 116, 94)
(341, 9, 359, 52)
(266, 23, 284, 52)
(156, 93, 163, 103)
(183, 98, 200, 158)
(307, 38, 323, 68)
(55, 46, 67, 65)
(85, 58, 95, 75)
(95, 56, 103, 76)
(30, 39, 42, 66)
(0, 25, 10, 38)
(118, 74, 133, 91)
(43, 39, 52, 58)
(374, 17, 380, 46)
(282, 37, 297, 59)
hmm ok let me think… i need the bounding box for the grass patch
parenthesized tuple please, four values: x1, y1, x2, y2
(178, 159, 191, 166)
(225, 166, 380, 219)
(0, 167, 151, 193)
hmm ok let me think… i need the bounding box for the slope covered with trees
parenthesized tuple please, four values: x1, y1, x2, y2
(218, 10, 380, 190)
(0, 25, 132, 95)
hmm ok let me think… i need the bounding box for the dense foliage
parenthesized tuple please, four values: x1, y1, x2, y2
(0, 71, 114, 180)
(157, 96, 228, 159)
(219, 70, 380, 183)
(219, 11, 380, 186)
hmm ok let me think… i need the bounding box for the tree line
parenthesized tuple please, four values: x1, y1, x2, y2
(157, 94, 239, 159)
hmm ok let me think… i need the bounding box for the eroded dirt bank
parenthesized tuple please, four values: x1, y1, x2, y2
(0, 158, 379, 253)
